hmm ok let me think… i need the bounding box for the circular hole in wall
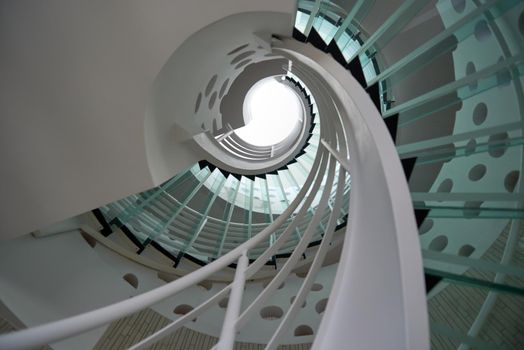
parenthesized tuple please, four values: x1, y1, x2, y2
(465, 139, 477, 156)
(465, 62, 477, 90)
(205, 75, 218, 97)
(260, 306, 284, 320)
(474, 20, 492, 42)
(429, 235, 448, 252)
(208, 91, 218, 109)
(519, 11, 524, 36)
(419, 219, 434, 235)
(174, 304, 193, 315)
(294, 325, 314, 337)
(458, 244, 475, 257)
(290, 296, 306, 308)
(227, 44, 249, 56)
(315, 298, 328, 314)
(451, 0, 466, 13)
(219, 78, 230, 99)
(311, 283, 323, 292)
(468, 164, 487, 181)
(219, 298, 228, 309)
(195, 93, 202, 113)
(230, 51, 256, 65)
(473, 103, 488, 126)
(437, 179, 453, 193)
(174, 304, 197, 321)
(504, 170, 520, 192)
(487, 132, 509, 158)
(123, 273, 138, 289)
(464, 201, 483, 218)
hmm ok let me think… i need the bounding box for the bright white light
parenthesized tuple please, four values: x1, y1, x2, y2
(235, 77, 302, 147)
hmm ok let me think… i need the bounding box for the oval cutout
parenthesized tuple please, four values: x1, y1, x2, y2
(429, 235, 448, 252)
(174, 304, 193, 315)
(472, 103, 487, 125)
(437, 179, 453, 193)
(123, 273, 138, 289)
(294, 325, 314, 337)
(227, 44, 249, 56)
(205, 75, 218, 97)
(458, 244, 475, 257)
(504, 170, 519, 192)
(311, 283, 323, 292)
(315, 298, 328, 314)
(468, 164, 486, 182)
(260, 306, 283, 320)
(419, 219, 434, 235)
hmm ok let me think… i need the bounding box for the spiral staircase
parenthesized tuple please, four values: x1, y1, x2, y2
(1, 0, 524, 349)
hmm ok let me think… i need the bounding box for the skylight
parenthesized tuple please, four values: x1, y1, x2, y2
(235, 77, 302, 147)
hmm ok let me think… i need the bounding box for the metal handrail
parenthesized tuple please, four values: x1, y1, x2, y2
(0, 136, 329, 350)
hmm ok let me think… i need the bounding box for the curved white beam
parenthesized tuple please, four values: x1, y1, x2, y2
(274, 38, 430, 350)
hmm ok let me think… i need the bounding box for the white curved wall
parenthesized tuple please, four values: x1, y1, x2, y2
(0, 0, 296, 239)
(0, 228, 336, 347)
(146, 12, 294, 183)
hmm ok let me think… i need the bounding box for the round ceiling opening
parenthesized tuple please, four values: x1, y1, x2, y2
(235, 76, 302, 147)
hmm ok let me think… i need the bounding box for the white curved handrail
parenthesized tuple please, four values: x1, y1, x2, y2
(236, 155, 337, 329)
(129, 285, 231, 350)
(273, 38, 429, 350)
(267, 162, 347, 350)
(128, 149, 333, 349)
